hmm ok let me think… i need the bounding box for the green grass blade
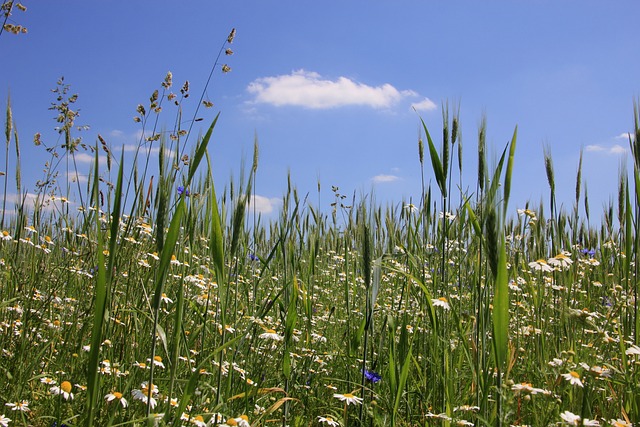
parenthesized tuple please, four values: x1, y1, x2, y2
(205, 151, 225, 283)
(393, 345, 413, 420)
(492, 235, 509, 370)
(283, 276, 299, 379)
(187, 112, 219, 186)
(86, 147, 107, 427)
(420, 117, 446, 197)
(147, 197, 186, 419)
(487, 143, 508, 206)
(106, 150, 125, 281)
(503, 126, 517, 217)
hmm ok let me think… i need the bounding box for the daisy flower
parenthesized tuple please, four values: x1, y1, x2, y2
(50, 381, 74, 400)
(560, 411, 600, 426)
(40, 377, 57, 385)
(5, 400, 30, 412)
(432, 297, 450, 310)
(561, 371, 584, 387)
(189, 415, 207, 426)
(0, 414, 10, 427)
(132, 382, 158, 408)
(318, 415, 340, 426)
(150, 355, 165, 368)
(224, 415, 251, 426)
(609, 419, 632, 427)
(333, 393, 363, 405)
(528, 259, 553, 272)
(105, 391, 128, 408)
(454, 405, 480, 412)
(548, 252, 573, 269)
(259, 329, 283, 341)
(560, 411, 581, 425)
(625, 344, 640, 356)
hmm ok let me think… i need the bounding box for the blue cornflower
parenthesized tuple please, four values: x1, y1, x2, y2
(177, 186, 190, 196)
(249, 253, 259, 262)
(363, 369, 381, 383)
(581, 248, 596, 257)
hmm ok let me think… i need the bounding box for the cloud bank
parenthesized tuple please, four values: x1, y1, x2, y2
(247, 70, 433, 111)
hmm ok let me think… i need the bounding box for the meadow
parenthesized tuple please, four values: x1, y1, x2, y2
(1, 29, 640, 427)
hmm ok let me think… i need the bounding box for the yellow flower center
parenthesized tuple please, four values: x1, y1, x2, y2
(266, 329, 276, 334)
(61, 381, 72, 393)
(569, 371, 580, 378)
(227, 420, 238, 426)
(240, 415, 249, 421)
(112, 391, 122, 399)
(142, 383, 154, 396)
(154, 355, 163, 363)
(193, 415, 204, 422)
(343, 393, 355, 398)
(438, 297, 448, 302)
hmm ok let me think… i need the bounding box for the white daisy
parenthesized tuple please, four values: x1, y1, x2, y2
(318, 415, 340, 426)
(259, 329, 283, 341)
(432, 297, 450, 310)
(561, 371, 584, 387)
(333, 393, 363, 405)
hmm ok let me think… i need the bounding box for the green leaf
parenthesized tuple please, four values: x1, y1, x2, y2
(503, 126, 517, 217)
(205, 151, 225, 284)
(86, 147, 107, 427)
(393, 346, 413, 419)
(492, 236, 509, 369)
(187, 112, 219, 185)
(420, 117, 446, 198)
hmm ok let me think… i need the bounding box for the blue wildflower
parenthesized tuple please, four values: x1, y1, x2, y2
(249, 253, 259, 262)
(177, 186, 190, 196)
(363, 369, 381, 383)
(581, 248, 596, 257)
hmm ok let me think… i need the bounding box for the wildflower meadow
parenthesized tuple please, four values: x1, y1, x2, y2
(2, 24, 640, 427)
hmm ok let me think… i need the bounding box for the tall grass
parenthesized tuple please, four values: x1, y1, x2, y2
(1, 43, 640, 427)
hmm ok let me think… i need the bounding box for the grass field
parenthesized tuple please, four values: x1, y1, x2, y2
(1, 31, 640, 427)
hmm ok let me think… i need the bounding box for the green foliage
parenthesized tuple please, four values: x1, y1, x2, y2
(3, 79, 640, 427)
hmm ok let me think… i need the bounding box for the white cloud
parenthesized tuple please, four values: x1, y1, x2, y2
(114, 143, 177, 161)
(585, 145, 604, 152)
(371, 174, 401, 184)
(67, 171, 88, 184)
(411, 98, 437, 112)
(610, 144, 627, 154)
(71, 152, 108, 166)
(248, 194, 281, 214)
(615, 132, 633, 140)
(247, 70, 418, 110)
(1, 192, 73, 214)
(585, 144, 627, 155)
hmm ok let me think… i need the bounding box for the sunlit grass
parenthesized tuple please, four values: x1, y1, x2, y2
(1, 30, 640, 427)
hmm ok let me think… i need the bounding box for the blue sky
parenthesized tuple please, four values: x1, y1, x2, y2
(1, 1, 639, 221)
